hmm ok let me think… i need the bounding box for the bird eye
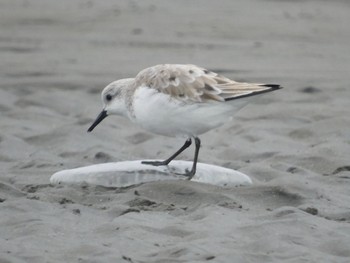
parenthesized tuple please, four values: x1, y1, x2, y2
(105, 94, 112, 101)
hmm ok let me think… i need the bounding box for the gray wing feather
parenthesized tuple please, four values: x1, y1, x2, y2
(134, 64, 281, 102)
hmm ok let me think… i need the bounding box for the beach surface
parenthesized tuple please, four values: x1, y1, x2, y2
(1, 0, 350, 262)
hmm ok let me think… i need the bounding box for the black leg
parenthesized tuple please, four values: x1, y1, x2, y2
(186, 137, 201, 180)
(142, 138, 192, 166)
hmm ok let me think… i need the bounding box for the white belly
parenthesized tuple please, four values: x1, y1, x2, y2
(132, 86, 249, 138)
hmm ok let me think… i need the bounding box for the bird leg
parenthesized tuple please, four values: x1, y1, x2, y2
(185, 137, 201, 180)
(142, 138, 192, 166)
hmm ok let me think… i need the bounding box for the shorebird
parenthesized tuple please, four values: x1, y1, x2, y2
(87, 64, 282, 179)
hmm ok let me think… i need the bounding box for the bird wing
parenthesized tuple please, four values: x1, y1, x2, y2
(134, 64, 281, 103)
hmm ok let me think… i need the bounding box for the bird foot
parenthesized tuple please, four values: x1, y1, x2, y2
(182, 168, 195, 180)
(142, 161, 196, 180)
(141, 160, 168, 166)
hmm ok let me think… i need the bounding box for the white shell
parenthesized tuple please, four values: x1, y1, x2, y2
(50, 160, 252, 188)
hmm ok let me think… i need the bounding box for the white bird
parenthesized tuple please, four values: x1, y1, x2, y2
(87, 64, 282, 179)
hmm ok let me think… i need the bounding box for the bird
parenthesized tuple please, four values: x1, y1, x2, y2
(87, 64, 282, 180)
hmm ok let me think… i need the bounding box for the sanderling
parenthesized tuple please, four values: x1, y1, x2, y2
(87, 64, 282, 179)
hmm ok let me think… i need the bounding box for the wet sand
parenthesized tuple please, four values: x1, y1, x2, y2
(1, 0, 350, 262)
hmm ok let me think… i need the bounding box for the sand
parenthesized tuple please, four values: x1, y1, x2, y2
(1, 0, 350, 262)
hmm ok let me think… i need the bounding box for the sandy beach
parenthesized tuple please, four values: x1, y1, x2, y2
(1, 0, 350, 262)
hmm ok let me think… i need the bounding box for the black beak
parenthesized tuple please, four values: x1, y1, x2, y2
(87, 110, 108, 132)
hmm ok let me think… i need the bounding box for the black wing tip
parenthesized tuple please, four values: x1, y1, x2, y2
(224, 83, 283, 101)
(261, 84, 283, 90)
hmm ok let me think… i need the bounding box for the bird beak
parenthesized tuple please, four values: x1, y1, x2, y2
(87, 110, 108, 132)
